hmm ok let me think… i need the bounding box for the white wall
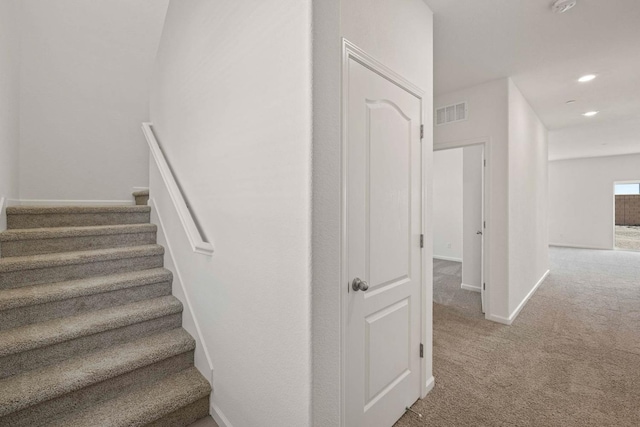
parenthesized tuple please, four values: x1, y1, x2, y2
(435, 79, 509, 319)
(462, 145, 483, 289)
(549, 153, 640, 249)
(433, 148, 463, 261)
(18, 0, 168, 202)
(507, 80, 549, 316)
(149, 1, 313, 426)
(0, 0, 20, 229)
(312, 1, 434, 425)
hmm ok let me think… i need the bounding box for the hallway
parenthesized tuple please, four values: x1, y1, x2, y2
(396, 247, 640, 426)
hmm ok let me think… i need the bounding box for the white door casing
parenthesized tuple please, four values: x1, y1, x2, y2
(343, 41, 424, 427)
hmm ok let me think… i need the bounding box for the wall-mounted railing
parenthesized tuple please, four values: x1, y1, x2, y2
(141, 122, 214, 256)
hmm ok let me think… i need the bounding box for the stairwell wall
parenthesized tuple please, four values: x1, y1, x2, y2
(149, 1, 313, 426)
(0, 0, 20, 230)
(17, 0, 169, 203)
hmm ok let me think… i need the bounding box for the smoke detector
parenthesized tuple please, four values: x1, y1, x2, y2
(552, 0, 577, 14)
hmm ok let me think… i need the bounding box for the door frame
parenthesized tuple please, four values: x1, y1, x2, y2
(340, 39, 428, 426)
(434, 137, 491, 319)
(612, 180, 640, 250)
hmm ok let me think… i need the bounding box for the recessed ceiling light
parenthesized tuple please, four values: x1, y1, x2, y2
(578, 74, 597, 83)
(566, 100, 576, 104)
(552, 0, 577, 14)
(582, 111, 599, 117)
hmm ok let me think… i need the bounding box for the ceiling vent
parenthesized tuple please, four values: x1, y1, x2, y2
(436, 102, 467, 126)
(552, 0, 577, 14)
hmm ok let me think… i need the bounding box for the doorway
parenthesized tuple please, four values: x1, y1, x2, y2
(614, 181, 640, 251)
(342, 41, 426, 427)
(433, 143, 486, 315)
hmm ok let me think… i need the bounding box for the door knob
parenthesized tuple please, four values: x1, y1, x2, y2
(476, 231, 483, 235)
(352, 277, 369, 292)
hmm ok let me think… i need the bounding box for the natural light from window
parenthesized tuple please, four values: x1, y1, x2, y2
(615, 183, 640, 195)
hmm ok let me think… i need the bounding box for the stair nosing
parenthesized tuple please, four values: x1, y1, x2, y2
(0, 268, 172, 311)
(0, 328, 195, 417)
(0, 296, 183, 357)
(0, 244, 164, 273)
(6, 206, 151, 215)
(0, 224, 157, 242)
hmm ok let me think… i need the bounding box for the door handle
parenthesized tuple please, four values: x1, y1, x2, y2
(476, 231, 483, 235)
(352, 277, 369, 292)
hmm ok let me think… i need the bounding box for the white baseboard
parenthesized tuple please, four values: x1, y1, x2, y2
(461, 283, 481, 293)
(211, 401, 234, 427)
(425, 376, 435, 394)
(487, 269, 550, 326)
(150, 198, 214, 375)
(485, 313, 512, 325)
(433, 255, 462, 263)
(549, 243, 611, 250)
(18, 199, 134, 207)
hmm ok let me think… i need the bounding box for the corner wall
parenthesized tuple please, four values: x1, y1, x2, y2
(150, 1, 313, 426)
(435, 79, 510, 319)
(549, 153, 640, 249)
(0, 0, 20, 230)
(312, 0, 434, 424)
(18, 0, 168, 202)
(507, 79, 549, 317)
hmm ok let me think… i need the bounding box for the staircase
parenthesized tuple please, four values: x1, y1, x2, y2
(0, 194, 211, 426)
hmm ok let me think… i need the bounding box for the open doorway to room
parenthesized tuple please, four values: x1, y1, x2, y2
(614, 181, 640, 251)
(432, 144, 485, 316)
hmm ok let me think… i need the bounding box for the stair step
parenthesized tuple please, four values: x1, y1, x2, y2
(46, 367, 211, 427)
(0, 328, 196, 426)
(6, 205, 151, 229)
(133, 189, 150, 206)
(0, 223, 158, 257)
(0, 296, 183, 378)
(0, 268, 173, 330)
(0, 244, 164, 289)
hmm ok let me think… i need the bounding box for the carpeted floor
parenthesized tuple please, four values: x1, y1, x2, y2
(395, 247, 640, 427)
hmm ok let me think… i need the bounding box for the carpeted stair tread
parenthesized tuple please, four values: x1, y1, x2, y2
(0, 268, 172, 311)
(132, 189, 150, 197)
(0, 244, 164, 273)
(45, 367, 211, 427)
(0, 223, 157, 242)
(0, 296, 182, 357)
(6, 206, 151, 215)
(0, 328, 195, 417)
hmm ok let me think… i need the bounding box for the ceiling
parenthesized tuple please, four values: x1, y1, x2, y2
(423, 0, 640, 160)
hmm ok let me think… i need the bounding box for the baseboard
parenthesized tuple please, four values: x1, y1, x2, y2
(485, 313, 512, 325)
(210, 401, 234, 427)
(433, 255, 462, 262)
(18, 199, 134, 207)
(150, 199, 214, 377)
(461, 283, 481, 293)
(425, 376, 435, 394)
(549, 243, 611, 250)
(488, 269, 550, 326)
(0, 197, 5, 231)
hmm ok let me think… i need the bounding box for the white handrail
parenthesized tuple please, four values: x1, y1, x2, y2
(141, 122, 214, 256)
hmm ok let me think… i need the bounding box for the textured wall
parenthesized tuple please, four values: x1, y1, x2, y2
(150, 1, 313, 426)
(0, 0, 20, 203)
(549, 154, 640, 249)
(19, 0, 168, 202)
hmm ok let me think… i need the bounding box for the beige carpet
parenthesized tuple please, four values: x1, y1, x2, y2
(395, 247, 640, 427)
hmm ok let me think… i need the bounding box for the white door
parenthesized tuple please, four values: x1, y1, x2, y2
(345, 56, 423, 427)
(462, 145, 485, 312)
